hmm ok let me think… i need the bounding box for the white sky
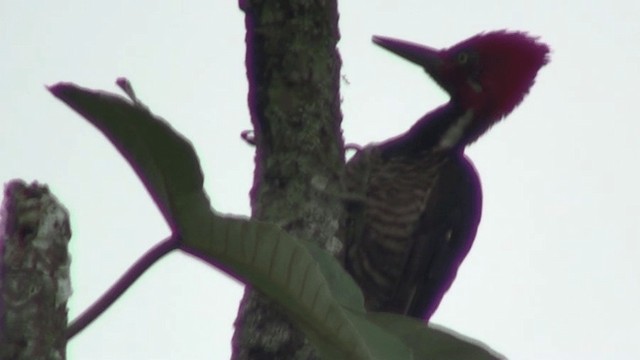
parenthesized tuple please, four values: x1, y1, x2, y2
(2, 1, 639, 359)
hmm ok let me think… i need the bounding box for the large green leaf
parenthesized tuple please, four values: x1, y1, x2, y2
(366, 313, 505, 360)
(49, 81, 202, 233)
(50, 81, 502, 360)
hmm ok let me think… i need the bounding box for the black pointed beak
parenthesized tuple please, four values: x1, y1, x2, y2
(372, 36, 444, 75)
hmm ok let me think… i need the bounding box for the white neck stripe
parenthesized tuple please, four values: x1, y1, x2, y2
(438, 109, 474, 149)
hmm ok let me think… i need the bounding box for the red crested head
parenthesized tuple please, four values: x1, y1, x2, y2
(373, 31, 549, 145)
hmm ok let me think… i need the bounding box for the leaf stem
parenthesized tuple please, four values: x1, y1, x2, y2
(66, 236, 180, 340)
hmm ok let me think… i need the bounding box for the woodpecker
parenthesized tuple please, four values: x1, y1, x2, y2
(344, 31, 549, 321)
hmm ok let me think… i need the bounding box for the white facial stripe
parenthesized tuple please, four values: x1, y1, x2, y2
(439, 109, 474, 149)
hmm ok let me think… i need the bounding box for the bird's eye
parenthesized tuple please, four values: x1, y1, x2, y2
(457, 52, 469, 64)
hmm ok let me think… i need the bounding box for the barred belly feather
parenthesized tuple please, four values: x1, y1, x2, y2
(344, 147, 451, 312)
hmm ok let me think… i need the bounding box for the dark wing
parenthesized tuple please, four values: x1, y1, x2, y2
(387, 154, 482, 320)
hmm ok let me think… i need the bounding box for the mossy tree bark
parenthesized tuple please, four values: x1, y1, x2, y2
(232, 0, 344, 359)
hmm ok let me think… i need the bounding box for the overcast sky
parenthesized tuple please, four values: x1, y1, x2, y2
(2, 1, 640, 359)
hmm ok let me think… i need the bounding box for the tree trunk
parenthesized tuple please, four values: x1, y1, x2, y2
(0, 180, 72, 360)
(232, 0, 343, 359)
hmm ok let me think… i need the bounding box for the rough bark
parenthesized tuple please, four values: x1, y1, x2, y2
(232, 0, 343, 359)
(0, 180, 72, 360)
